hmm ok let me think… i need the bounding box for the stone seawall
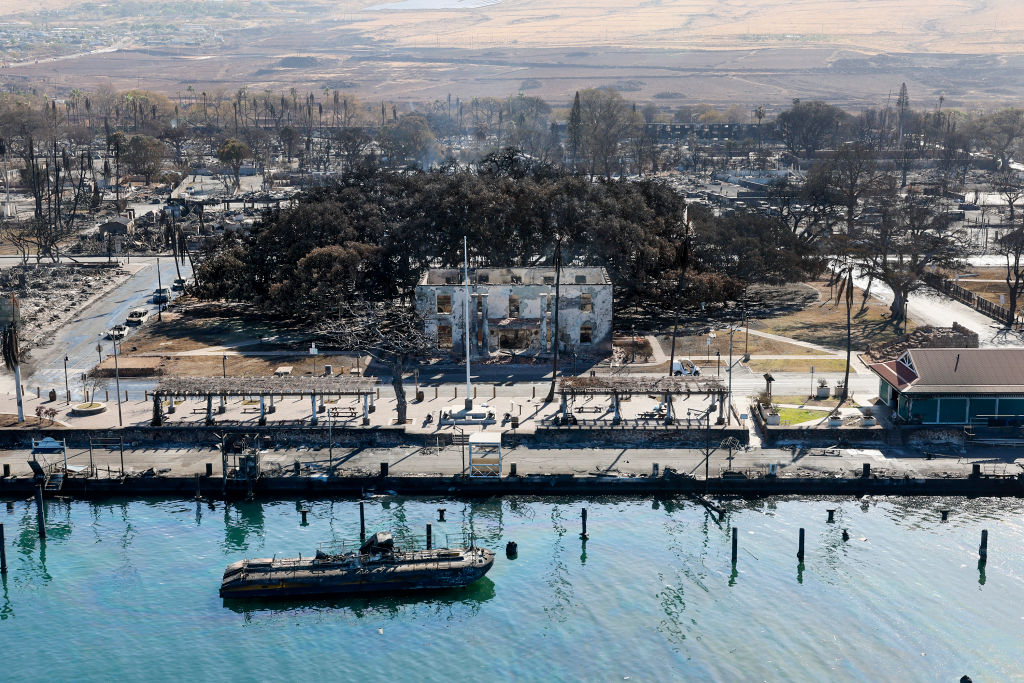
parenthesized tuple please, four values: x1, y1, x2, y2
(2, 472, 1020, 499)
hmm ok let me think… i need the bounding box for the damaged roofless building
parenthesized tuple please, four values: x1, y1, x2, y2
(415, 267, 612, 357)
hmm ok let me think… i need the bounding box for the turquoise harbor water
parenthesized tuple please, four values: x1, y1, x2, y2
(0, 496, 1022, 681)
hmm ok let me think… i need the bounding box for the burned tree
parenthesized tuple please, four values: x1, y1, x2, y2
(319, 301, 430, 425)
(995, 227, 1024, 326)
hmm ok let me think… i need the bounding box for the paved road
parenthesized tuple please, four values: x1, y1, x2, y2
(22, 255, 192, 393)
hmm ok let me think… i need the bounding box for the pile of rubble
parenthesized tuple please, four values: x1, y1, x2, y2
(0, 263, 131, 349)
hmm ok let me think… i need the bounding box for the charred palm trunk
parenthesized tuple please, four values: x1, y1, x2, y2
(545, 239, 562, 403)
(391, 357, 407, 424)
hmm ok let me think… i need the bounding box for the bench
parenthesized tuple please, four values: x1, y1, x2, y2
(329, 408, 359, 418)
(638, 411, 665, 419)
(575, 406, 604, 414)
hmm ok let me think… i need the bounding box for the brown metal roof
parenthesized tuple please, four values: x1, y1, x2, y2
(872, 348, 1024, 395)
(867, 359, 917, 391)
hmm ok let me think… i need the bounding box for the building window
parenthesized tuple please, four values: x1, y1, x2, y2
(476, 296, 483, 314)
(437, 325, 453, 349)
(436, 294, 452, 314)
(575, 275, 587, 284)
(477, 273, 489, 284)
(543, 276, 555, 285)
(580, 294, 593, 312)
(508, 294, 521, 318)
(511, 275, 522, 284)
(580, 325, 593, 344)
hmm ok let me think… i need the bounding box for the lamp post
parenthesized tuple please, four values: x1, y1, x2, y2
(156, 255, 162, 322)
(726, 328, 750, 426)
(63, 355, 70, 403)
(220, 354, 226, 412)
(112, 337, 123, 427)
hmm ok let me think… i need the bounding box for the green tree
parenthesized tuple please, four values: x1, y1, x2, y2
(217, 137, 251, 189)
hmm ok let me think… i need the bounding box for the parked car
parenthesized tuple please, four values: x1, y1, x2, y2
(106, 324, 128, 340)
(125, 308, 149, 326)
(171, 278, 186, 291)
(152, 287, 170, 304)
(672, 359, 701, 376)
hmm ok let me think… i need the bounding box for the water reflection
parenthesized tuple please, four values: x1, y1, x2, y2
(223, 576, 496, 620)
(222, 502, 266, 552)
(0, 573, 11, 620)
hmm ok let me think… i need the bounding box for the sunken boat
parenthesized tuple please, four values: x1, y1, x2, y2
(219, 532, 495, 599)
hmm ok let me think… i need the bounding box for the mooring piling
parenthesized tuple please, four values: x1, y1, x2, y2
(797, 527, 805, 562)
(0, 523, 7, 574)
(731, 527, 738, 565)
(426, 523, 432, 550)
(979, 529, 988, 563)
(437, 508, 446, 522)
(359, 501, 366, 541)
(842, 529, 850, 542)
(299, 507, 309, 525)
(826, 509, 836, 523)
(940, 510, 949, 522)
(34, 486, 45, 539)
(580, 508, 589, 539)
(194, 473, 201, 500)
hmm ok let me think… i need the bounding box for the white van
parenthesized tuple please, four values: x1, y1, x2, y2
(672, 359, 701, 376)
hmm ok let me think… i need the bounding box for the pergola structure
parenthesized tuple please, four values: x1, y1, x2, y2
(558, 376, 728, 425)
(154, 376, 378, 426)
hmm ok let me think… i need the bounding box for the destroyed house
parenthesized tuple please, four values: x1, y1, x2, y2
(415, 267, 612, 356)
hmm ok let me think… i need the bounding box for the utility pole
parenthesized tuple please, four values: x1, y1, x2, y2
(63, 355, 70, 403)
(463, 235, 472, 411)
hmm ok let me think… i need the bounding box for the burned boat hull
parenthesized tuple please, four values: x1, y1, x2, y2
(220, 537, 495, 599)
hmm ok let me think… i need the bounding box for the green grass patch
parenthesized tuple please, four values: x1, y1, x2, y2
(776, 407, 830, 426)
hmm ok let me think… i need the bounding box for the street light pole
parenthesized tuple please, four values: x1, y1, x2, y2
(156, 255, 162, 322)
(112, 338, 123, 426)
(63, 355, 70, 403)
(220, 354, 226, 411)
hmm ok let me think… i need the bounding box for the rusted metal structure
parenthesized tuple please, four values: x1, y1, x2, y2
(556, 375, 727, 426)
(154, 375, 377, 426)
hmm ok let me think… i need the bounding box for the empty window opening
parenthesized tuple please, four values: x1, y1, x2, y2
(575, 275, 587, 284)
(508, 294, 521, 318)
(437, 325, 453, 349)
(477, 273, 489, 284)
(476, 296, 483, 314)
(543, 276, 555, 285)
(510, 275, 523, 285)
(436, 294, 452, 314)
(580, 294, 593, 313)
(580, 325, 593, 344)
(499, 330, 531, 350)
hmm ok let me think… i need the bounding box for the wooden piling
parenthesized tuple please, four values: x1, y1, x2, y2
(940, 510, 949, 522)
(34, 486, 45, 539)
(300, 507, 309, 524)
(492, 385, 496, 399)
(0, 523, 7, 574)
(434, 387, 438, 399)
(731, 527, 738, 565)
(797, 528, 805, 562)
(827, 509, 836, 523)
(979, 529, 988, 562)
(426, 523, 432, 550)
(580, 508, 589, 539)
(359, 501, 366, 541)
(438, 508, 446, 522)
